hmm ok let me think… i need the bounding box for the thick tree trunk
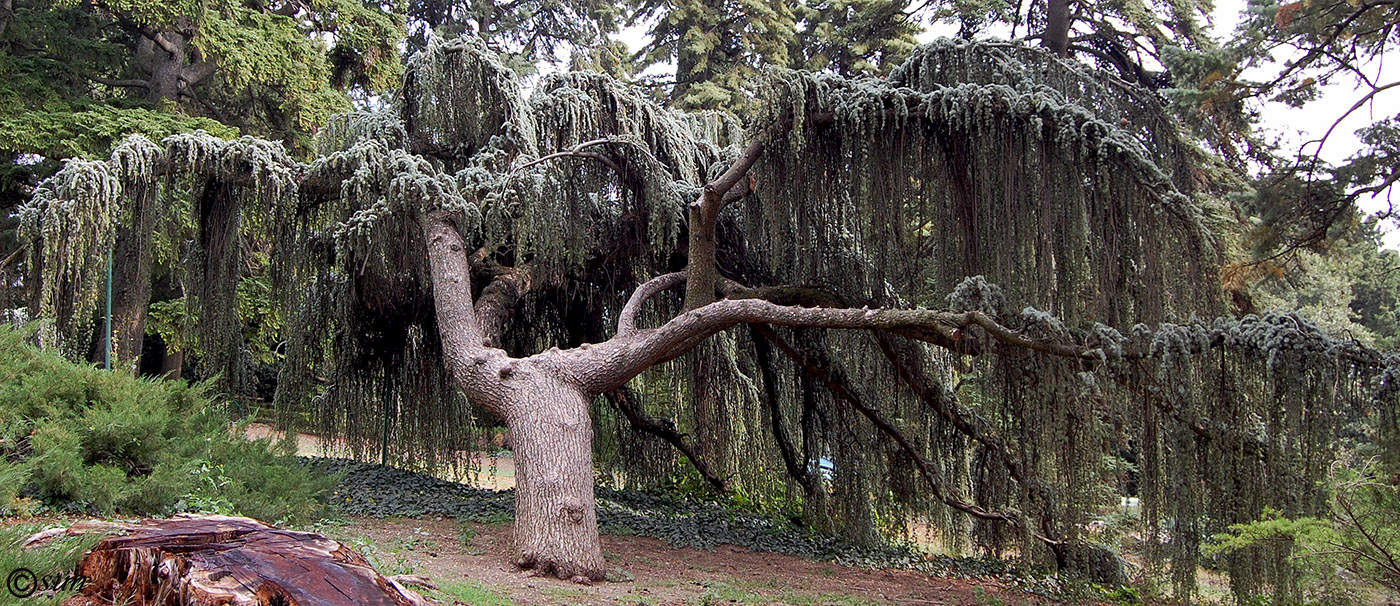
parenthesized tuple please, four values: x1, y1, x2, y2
(504, 376, 606, 582)
(1044, 0, 1072, 56)
(108, 185, 159, 373)
(160, 343, 183, 379)
(146, 32, 188, 103)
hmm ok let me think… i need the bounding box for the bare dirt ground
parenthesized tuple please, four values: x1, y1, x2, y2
(237, 423, 1050, 605)
(334, 516, 1052, 606)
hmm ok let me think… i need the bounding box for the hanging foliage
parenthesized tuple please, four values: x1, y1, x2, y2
(17, 159, 122, 356)
(16, 35, 1399, 599)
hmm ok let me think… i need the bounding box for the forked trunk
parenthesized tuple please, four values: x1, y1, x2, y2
(504, 376, 606, 582)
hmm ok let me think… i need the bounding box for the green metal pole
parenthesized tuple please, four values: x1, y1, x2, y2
(104, 248, 113, 371)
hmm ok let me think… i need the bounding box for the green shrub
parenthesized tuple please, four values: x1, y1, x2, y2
(1205, 456, 1400, 605)
(0, 325, 334, 524)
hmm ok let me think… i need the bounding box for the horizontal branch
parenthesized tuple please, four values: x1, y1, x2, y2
(575, 298, 1102, 395)
(510, 139, 635, 175)
(89, 75, 150, 89)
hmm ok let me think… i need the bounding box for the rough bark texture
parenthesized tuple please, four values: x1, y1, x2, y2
(424, 212, 605, 580)
(108, 186, 159, 373)
(504, 374, 606, 582)
(34, 515, 427, 606)
(1044, 0, 1072, 56)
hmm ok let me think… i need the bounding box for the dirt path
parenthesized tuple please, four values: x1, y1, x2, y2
(242, 423, 517, 490)
(334, 517, 1051, 606)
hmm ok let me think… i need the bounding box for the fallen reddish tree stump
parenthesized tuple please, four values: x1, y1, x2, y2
(27, 515, 429, 606)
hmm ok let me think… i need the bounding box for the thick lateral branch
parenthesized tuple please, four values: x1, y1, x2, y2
(580, 299, 1102, 394)
(475, 264, 532, 348)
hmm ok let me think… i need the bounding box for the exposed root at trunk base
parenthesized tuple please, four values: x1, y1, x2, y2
(516, 553, 607, 583)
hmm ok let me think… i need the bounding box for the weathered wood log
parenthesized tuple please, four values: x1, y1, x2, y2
(28, 515, 429, 606)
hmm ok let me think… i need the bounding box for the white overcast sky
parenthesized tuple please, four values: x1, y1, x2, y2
(611, 2, 1400, 249)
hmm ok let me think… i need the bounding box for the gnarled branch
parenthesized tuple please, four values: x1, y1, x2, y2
(617, 272, 686, 336)
(578, 294, 1103, 395)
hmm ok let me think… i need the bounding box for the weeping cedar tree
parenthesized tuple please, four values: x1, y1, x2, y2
(18, 36, 1400, 596)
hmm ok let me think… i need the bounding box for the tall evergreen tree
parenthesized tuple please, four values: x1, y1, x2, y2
(404, 0, 619, 73)
(19, 38, 1397, 600)
(633, 0, 798, 109)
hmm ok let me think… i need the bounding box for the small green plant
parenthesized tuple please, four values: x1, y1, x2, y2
(972, 587, 1005, 606)
(431, 580, 519, 606)
(174, 461, 238, 515)
(0, 523, 105, 606)
(455, 519, 485, 555)
(1206, 456, 1400, 605)
(1095, 583, 1142, 605)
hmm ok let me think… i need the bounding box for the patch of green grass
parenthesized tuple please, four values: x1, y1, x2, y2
(690, 581, 766, 604)
(460, 511, 513, 526)
(780, 591, 880, 606)
(431, 580, 520, 606)
(542, 585, 588, 599)
(0, 523, 105, 606)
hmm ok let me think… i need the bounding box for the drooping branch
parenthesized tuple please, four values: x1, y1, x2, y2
(749, 326, 816, 493)
(872, 333, 1065, 545)
(604, 387, 728, 492)
(750, 324, 1022, 524)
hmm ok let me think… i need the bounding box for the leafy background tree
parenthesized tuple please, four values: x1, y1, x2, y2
(1, 0, 403, 385)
